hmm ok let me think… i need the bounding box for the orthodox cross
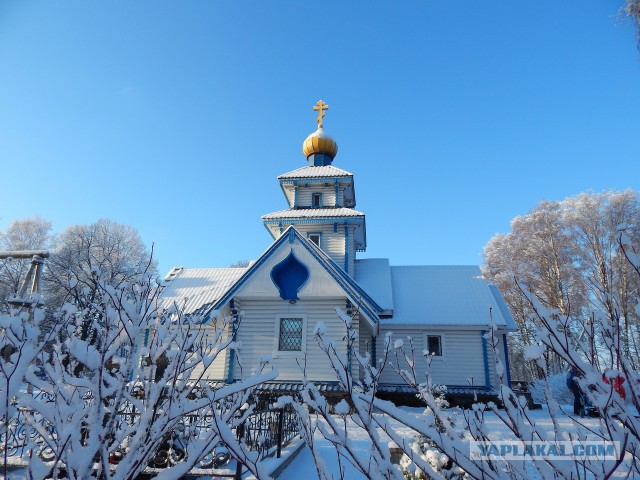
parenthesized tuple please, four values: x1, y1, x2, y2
(313, 100, 329, 128)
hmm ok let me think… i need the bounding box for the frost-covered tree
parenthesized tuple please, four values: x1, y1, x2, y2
(624, 0, 640, 44)
(564, 192, 640, 365)
(2, 267, 277, 480)
(483, 191, 640, 379)
(229, 260, 251, 268)
(484, 201, 585, 378)
(0, 216, 157, 314)
(506, 228, 640, 478)
(0, 297, 56, 477)
(43, 218, 157, 310)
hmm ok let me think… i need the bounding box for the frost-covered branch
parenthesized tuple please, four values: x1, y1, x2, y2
(0, 297, 61, 480)
(6, 269, 277, 480)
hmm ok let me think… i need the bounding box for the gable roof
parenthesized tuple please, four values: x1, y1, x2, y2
(383, 265, 517, 329)
(159, 253, 516, 332)
(178, 227, 382, 329)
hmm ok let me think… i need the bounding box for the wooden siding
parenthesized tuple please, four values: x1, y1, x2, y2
(345, 224, 356, 274)
(265, 223, 355, 274)
(190, 324, 230, 381)
(296, 182, 347, 208)
(293, 223, 346, 270)
(298, 185, 335, 208)
(376, 327, 490, 387)
(280, 181, 353, 209)
(133, 326, 227, 382)
(491, 331, 509, 387)
(359, 318, 375, 381)
(282, 185, 295, 208)
(220, 302, 236, 382)
(231, 298, 358, 382)
(359, 318, 374, 359)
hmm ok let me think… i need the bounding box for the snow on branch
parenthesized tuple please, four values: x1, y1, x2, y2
(3, 270, 277, 480)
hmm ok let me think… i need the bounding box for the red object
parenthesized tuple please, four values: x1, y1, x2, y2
(603, 373, 626, 400)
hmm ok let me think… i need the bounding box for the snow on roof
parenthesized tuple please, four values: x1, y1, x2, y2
(159, 267, 247, 315)
(262, 208, 365, 220)
(277, 165, 353, 180)
(488, 284, 518, 330)
(384, 265, 515, 328)
(157, 259, 516, 331)
(354, 259, 394, 311)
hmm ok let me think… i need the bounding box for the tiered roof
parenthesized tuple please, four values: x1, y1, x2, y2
(262, 207, 364, 220)
(277, 165, 352, 180)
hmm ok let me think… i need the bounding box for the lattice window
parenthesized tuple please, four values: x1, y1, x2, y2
(278, 318, 303, 351)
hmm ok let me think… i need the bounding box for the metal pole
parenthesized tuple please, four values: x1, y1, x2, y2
(0, 250, 50, 259)
(276, 408, 284, 459)
(235, 408, 245, 480)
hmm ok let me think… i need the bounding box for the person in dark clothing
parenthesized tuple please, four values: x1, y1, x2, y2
(567, 368, 582, 415)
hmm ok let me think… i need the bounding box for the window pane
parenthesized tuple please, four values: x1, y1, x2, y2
(279, 318, 303, 351)
(309, 234, 320, 246)
(427, 336, 442, 356)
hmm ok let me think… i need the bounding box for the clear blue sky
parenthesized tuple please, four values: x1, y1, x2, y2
(1, 1, 639, 276)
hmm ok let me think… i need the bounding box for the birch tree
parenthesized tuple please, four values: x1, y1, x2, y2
(483, 201, 585, 378)
(563, 191, 640, 366)
(483, 190, 640, 378)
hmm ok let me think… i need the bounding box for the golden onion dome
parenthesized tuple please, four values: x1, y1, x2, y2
(302, 128, 338, 159)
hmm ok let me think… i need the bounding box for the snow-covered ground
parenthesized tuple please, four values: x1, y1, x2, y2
(276, 405, 626, 479)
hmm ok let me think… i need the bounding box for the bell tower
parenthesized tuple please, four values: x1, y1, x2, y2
(262, 101, 366, 275)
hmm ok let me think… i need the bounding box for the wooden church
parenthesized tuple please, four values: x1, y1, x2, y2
(159, 101, 516, 401)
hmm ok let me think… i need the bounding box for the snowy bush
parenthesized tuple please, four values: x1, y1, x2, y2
(1, 269, 277, 480)
(530, 373, 574, 406)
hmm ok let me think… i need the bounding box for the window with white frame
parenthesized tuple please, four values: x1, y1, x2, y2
(308, 232, 321, 247)
(426, 334, 443, 357)
(277, 317, 305, 352)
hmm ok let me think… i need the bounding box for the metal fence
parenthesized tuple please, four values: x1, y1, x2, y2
(1, 391, 57, 464)
(1, 391, 299, 475)
(241, 402, 299, 459)
(1, 409, 56, 463)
